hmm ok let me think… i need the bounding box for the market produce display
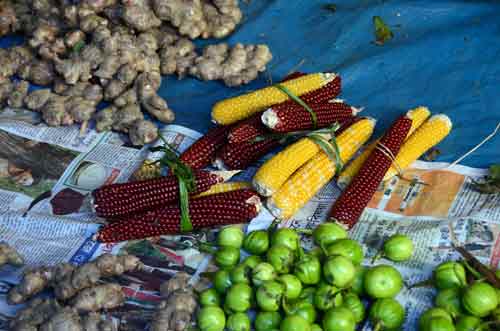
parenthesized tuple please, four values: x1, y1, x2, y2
(0, 0, 272, 145)
(194, 225, 411, 331)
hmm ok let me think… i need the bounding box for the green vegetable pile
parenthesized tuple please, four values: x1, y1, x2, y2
(197, 224, 414, 331)
(418, 261, 500, 331)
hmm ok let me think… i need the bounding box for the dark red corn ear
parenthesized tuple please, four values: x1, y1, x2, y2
(215, 139, 280, 170)
(179, 125, 233, 169)
(92, 170, 223, 218)
(262, 101, 357, 132)
(329, 116, 413, 229)
(227, 113, 265, 144)
(97, 189, 260, 242)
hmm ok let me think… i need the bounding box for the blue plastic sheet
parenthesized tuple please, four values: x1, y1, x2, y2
(2, 0, 499, 167)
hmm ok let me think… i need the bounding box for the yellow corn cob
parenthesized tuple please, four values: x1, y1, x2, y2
(193, 182, 252, 198)
(268, 118, 376, 219)
(131, 161, 161, 181)
(212, 73, 338, 125)
(253, 136, 330, 196)
(383, 114, 452, 181)
(337, 106, 431, 188)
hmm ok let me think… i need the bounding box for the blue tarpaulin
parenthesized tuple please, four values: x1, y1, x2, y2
(2, 0, 499, 167)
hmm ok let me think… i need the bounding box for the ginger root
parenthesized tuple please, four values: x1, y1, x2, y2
(0, 241, 24, 268)
(152, 272, 198, 331)
(9, 298, 61, 331)
(72, 283, 125, 313)
(7, 263, 74, 305)
(8, 254, 141, 304)
(189, 43, 273, 87)
(0, 0, 272, 146)
(55, 254, 141, 300)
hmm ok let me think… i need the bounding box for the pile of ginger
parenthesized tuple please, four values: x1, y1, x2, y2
(6, 252, 142, 331)
(0, 0, 272, 145)
(1, 242, 200, 331)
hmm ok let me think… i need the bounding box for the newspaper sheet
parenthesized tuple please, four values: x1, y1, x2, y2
(0, 118, 209, 329)
(1, 117, 499, 330)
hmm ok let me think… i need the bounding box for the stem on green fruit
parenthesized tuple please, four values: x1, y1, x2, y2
(282, 297, 293, 314)
(295, 228, 313, 235)
(373, 321, 382, 331)
(296, 238, 305, 260)
(462, 260, 482, 280)
(407, 278, 433, 289)
(371, 251, 383, 264)
(198, 242, 217, 254)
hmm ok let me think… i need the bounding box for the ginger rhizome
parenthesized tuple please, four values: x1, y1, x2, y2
(8, 254, 141, 304)
(0, 0, 272, 145)
(8, 254, 141, 331)
(151, 272, 198, 331)
(0, 241, 24, 268)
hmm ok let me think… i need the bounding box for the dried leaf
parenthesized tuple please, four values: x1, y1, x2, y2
(489, 164, 500, 180)
(471, 164, 500, 194)
(373, 16, 393, 46)
(23, 190, 52, 216)
(323, 4, 337, 12)
(424, 148, 441, 161)
(453, 244, 500, 288)
(50, 188, 86, 215)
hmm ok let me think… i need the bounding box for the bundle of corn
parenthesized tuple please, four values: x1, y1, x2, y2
(383, 114, 452, 181)
(329, 115, 414, 229)
(177, 72, 346, 171)
(212, 73, 340, 125)
(92, 170, 225, 218)
(330, 113, 452, 229)
(337, 106, 431, 188)
(262, 117, 376, 219)
(97, 189, 261, 242)
(214, 117, 282, 170)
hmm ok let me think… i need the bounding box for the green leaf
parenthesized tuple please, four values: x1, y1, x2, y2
(151, 136, 196, 231)
(307, 134, 343, 174)
(373, 16, 393, 46)
(72, 40, 86, 54)
(471, 165, 500, 194)
(274, 84, 317, 128)
(489, 164, 500, 181)
(179, 179, 193, 232)
(323, 4, 337, 12)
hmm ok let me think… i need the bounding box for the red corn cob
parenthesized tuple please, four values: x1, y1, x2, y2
(262, 101, 358, 132)
(97, 189, 261, 242)
(227, 73, 309, 144)
(228, 112, 265, 144)
(92, 170, 223, 218)
(179, 125, 232, 169)
(215, 139, 280, 170)
(328, 115, 413, 229)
